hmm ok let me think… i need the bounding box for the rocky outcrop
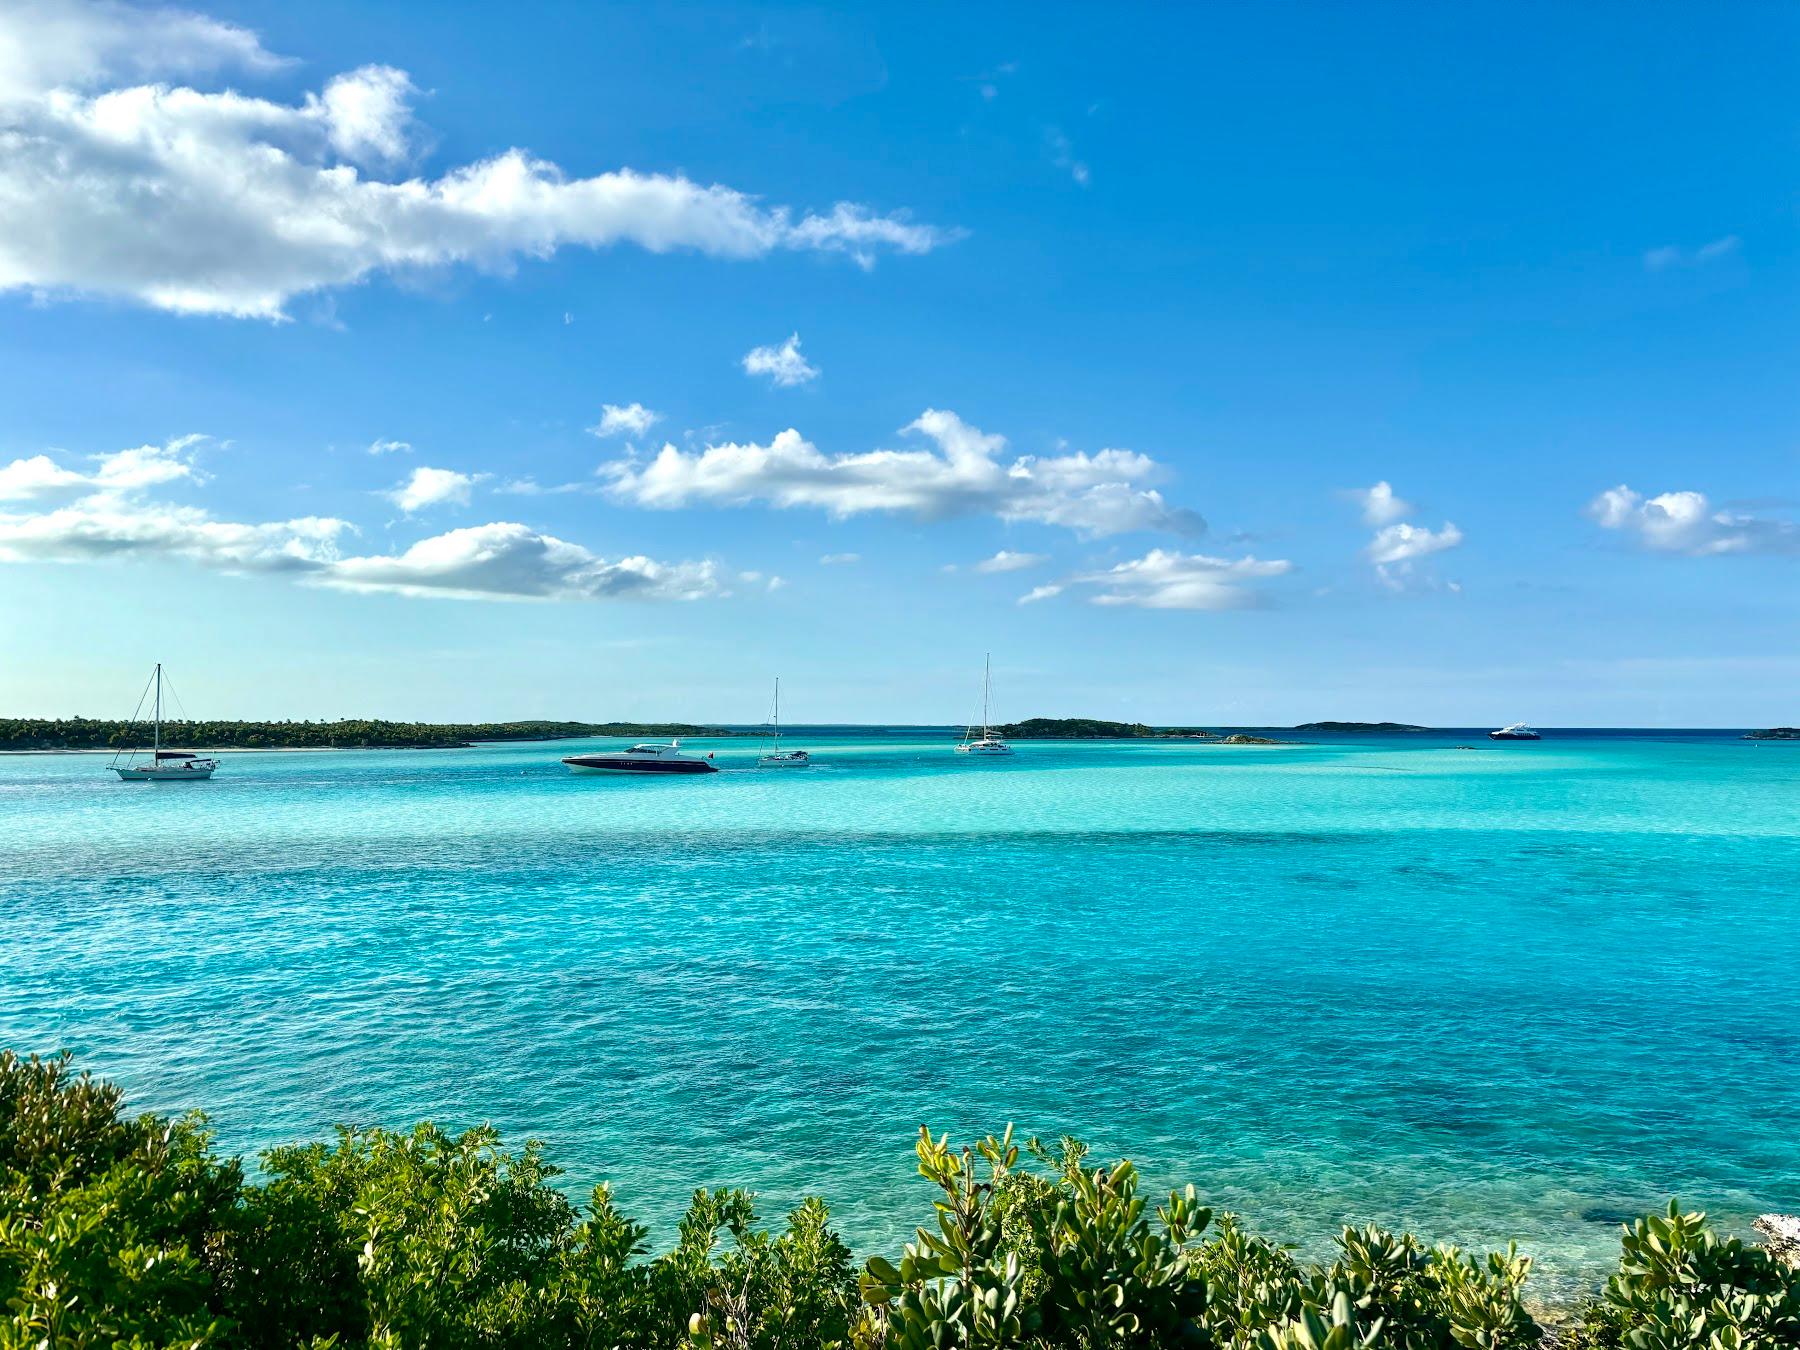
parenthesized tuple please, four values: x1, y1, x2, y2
(1744, 728, 1799, 740)
(1755, 1214, 1800, 1269)
(1221, 733, 1285, 745)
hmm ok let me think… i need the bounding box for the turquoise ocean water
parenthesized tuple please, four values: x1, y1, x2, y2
(2, 729, 1796, 1299)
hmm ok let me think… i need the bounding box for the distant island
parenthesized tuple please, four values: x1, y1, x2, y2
(1745, 727, 1799, 740)
(1291, 721, 1431, 732)
(993, 718, 1220, 739)
(0, 718, 729, 752)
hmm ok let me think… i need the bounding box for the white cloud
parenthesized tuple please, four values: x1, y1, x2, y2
(1045, 127, 1090, 186)
(1587, 485, 1799, 556)
(328, 523, 723, 601)
(367, 437, 412, 456)
(818, 551, 859, 564)
(0, 0, 286, 99)
(1018, 583, 1063, 605)
(589, 402, 662, 439)
(1344, 480, 1412, 526)
(973, 549, 1047, 573)
(1643, 236, 1740, 271)
(0, 440, 727, 603)
(387, 465, 480, 513)
(1367, 521, 1463, 566)
(742, 333, 819, 387)
(1068, 549, 1292, 610)
(1366, 520, 1463, 590)
(602, 409, 1202, 538)
(0, 3, 952, 319)
(0, 437, 201, 502)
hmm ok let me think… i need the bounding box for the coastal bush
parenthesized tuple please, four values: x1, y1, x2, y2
(1, 1052, 1794, 1348)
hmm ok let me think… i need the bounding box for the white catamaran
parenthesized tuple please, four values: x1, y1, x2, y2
(758, 677, 811, 767)
(111, 663, 219, 781)
(956, 654, 1013, 756)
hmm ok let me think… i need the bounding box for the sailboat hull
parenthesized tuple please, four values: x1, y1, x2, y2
(115, 763, 217, 781)
(955, 742, 1013, 756)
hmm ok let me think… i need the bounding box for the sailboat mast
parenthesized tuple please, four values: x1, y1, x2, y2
(982, 654, 991, 737)
(153, 662, 161, 756)
(773, 678, 780, 749)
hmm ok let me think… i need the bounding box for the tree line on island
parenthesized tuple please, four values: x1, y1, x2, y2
(2, 1051, 1794, 1349)
(0, 717, 730, 751)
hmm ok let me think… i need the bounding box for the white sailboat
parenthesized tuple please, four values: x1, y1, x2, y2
(111, 664, 219, 781)
(758, 678, 811, 767)
(955, 654, 1013, 756)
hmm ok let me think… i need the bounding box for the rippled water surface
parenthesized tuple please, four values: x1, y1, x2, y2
(3, 729, 1797, 1298)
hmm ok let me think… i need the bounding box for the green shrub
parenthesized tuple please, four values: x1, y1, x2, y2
(1, 1052, 1794, 1349)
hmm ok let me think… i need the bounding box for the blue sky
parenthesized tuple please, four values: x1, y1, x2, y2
(1, 1, 1795, 726)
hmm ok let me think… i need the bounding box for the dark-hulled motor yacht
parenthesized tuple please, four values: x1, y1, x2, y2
(562, 741, 719, 774)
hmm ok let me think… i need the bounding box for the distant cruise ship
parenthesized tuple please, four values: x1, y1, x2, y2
(1488, 723, 1541, 741)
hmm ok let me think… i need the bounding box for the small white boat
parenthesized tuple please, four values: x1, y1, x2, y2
(563, 741, 718, 774)
(758, 678, 811, 768)
(112, 663, 219, 781)
(1489, 723, 1542, 741)
(955, 654, 1013, 756)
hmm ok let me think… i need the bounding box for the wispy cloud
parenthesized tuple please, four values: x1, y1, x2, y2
(818, 551, 860, 565)
(973, 549, 1047, 573)
(1643, 236, 1741, 271)
(1587, 485, 1798, 556)
(366, 438, 413, 456)
(0, 1, 953, 318)
(1017, 583, 1063, 605)
(602, 409, 1203, 537)
(1059, 549, 1292, 610)
(742, 334, 819, 387)
(1045, 127, 1090, 185)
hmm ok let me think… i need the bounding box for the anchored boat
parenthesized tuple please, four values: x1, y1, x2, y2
(1489, 723, 1542, 741)
(758, 678, 811, 768)
(955, 654, 1013, 756)
(562, 741, 719, 774)
(111, 663, 219, 781)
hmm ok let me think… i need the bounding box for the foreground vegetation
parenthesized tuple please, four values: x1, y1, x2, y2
(3, 1054, 1795, 1349)
(0, 718, 728, 751)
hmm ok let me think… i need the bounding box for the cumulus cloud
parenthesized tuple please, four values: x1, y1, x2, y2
(327, 523, 723, 601)
(0, 2, 951, 318)
(1367, 521, 1463, 567)
(387, 465, 480, 513)
(1065, 549, 1291, 610)
(602, 409, 1202, 538)
(367, 437, 412, 455)
(1344, 480, 1412, 526)
(973, 549, 1047, 573)
(1643, 236, 1740, 271)
(0, 442, 728, 603)
(0, 436, 202, 502)
(589, 402, 662, 439)
(1587, 485, 1799, 556)
(0, 0, 287, 98)
(1366, 520, 1463, 590)
(1017, 583, 1063, 605)
(742, 333, 819, 387)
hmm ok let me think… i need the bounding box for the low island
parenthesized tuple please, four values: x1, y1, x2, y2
(992, 718, 1219, 739)
(1291, 720, 1432, 732)
(1745, 727, 1799, 740)
(989, 718, 1288, 743)
(0, 718, 730, 752)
